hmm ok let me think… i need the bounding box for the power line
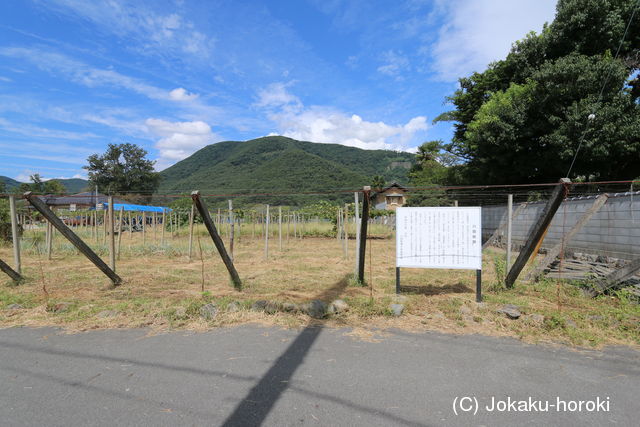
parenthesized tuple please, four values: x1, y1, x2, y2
(566, 0, 640, 177)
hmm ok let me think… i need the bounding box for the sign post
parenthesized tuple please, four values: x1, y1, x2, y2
(396, 207, 483, 302)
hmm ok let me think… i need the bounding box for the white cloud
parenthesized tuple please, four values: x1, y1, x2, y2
(38, 1, 214, 59)
(258, 83, 428, 151)
(255, 82, 302, 110)
(429, 0, 556, 81)
(377, 50, 410, 78)
(145, 118, 219, 169)
(169, 87, 199, 101)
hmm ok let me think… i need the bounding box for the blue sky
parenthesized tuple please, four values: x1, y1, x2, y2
(0, 0, 556, 182)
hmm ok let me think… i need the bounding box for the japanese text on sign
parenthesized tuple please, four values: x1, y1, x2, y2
(396, 207, 482, 270)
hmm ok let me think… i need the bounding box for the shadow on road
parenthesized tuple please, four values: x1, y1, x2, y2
(221, 274, 349, 426)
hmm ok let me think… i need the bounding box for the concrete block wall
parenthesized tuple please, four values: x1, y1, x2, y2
(482, 192, 640, 260)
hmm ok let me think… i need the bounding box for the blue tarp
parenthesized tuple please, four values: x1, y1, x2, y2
(104, 203, 172, 213)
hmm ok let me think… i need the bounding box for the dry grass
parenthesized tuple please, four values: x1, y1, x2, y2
(0, 224, 638, 349)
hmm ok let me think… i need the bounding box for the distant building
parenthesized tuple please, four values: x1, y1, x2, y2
(35, 192, 125, 210)
(373, 182, 408, 211)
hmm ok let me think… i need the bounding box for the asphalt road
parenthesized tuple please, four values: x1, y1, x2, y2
(0, 325, 638, 426)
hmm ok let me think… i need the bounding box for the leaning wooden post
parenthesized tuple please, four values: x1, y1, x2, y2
(505, 178, 570, 288)
(108, 196, 116, 271)
(191, 191, 241, 289)
(264, 204, 270, 259)
(24, 192, 122, 286)
(9, 195, 21, 274)
(188, 204, 195, 262)
(357, 186, 371, 283)
(527, 193, 609, 282)
(228, 199, 234, 261)
(0, 257, 22, 283)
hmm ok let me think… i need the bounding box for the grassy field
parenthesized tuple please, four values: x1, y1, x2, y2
(1, 221, 638, 349)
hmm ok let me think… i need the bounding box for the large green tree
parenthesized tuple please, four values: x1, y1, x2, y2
(435, 0, 640, 184)
(84, 143, 160, 195)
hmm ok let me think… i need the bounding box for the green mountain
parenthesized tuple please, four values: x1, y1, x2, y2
(0, 176, 88, 194)
(0, 176, 20, 191)
(158, 136, 415, 206)
(57, 178, 89, 193)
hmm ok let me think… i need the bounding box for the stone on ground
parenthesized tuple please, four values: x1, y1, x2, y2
(497, 304, 521, 319)
(199, 303, 218, 320)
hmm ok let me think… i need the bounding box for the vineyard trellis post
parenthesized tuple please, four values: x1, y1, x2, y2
(191, 191, 241, 289)
(506, 194, 513, 270)
(357, 186, 371, 283)
(24, 192, 122, 286)
(108, 196, 115, 271)
(228, 199, 234, 261)
(188, 204, 195, 262)
(9, 195, 21, 274)
(354, 191, 360, 276)
(505, 178, 571, 288)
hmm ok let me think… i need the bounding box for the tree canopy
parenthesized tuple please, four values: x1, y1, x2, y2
(18, 174, 67, 194)
(84, 143, 160, 195)
(435, 0, 640, 184)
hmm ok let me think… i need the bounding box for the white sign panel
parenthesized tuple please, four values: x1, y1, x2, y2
(396, 207, 482, 270)
(69, 204, 76, 212)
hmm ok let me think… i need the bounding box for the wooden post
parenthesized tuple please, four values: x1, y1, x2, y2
(101, 210, 106, 244)
(116, 206, 124, 260)
(24, 192, 122, 286)
(354, 192, 360, 276)
(188, 204, 195, 262)
(161, 210, 166, 245)
(191, 191, 241, 289)
(142, 212, 146, 245)
(590, 257, 640, 296)
(0, 257, 22, 282)
(92, 211, 97, 242)
(153, 212, 157, 241)
(9, 196, 21, 274)
(506, 194, 513, 271)
(108, 196, 116, 271)
(278, 206, 282, 251)
(357, 186, 371, 283)
(336, 208, 341, 243)
(264, 204, 270, 259)
(228, 200, 234, 262)
(343, 204, 348, 259)
(128, 211, 132, 239)
(505, 178, 571, 288)
(251, 212, 256, 239)
(46, 220, 52, 260)
(528, 193, 609, 281)
(287, 212, 290, 242)
(454, 200, 458, 207)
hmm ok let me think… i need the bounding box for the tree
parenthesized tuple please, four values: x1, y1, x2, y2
(434, 0, 640, 184)
(371, 175, 385, 191)
(405, 141, 454, 206)
(17, 174, 67, 194)
(84, 143, 160, 196)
